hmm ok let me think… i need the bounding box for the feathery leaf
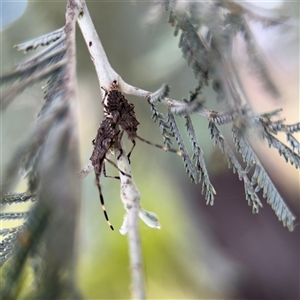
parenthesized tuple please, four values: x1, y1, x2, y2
(209, 122, 262, 212)
(147, 84, 170, 104)
(1, 46, 67, 87)
(261, 128, 300, 169)
(170, 99, 203, 117)
(0, 212, 28, 221)
(16, 37, 67, 71)
(240, 18, 280, 98)
(286, 133, 300, 154)
(232, 125, 296, 231)
(14, 27, 66, 52)
(1, 99, 68, 194)
(185, 115, 215, 204)
(168, 111, 198, 183)
(1, 59, 67, 111)
(149, 103, 174, 149)
(209, 109, 237, 126)
(2, 204, 48, 296)
(0, 227, 23, 237)
(286, 122, 300, 134)
(0, 192, 36, 205)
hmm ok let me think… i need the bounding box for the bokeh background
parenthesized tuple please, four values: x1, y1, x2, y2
(1, 1, 299, 299)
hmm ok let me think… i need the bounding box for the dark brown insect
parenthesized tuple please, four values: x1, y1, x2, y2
(102, 88, 182, 160)
(91, 88, 181, 231)
(90, 117, 129, 231)
(102, 89, 139, 159)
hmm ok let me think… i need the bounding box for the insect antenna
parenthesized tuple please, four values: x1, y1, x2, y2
(136, 135, 183, 156)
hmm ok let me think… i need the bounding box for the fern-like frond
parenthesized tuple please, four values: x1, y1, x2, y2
(0, 227, 22, 237)
(168, 111, 198, 183)
(1, 99, 68, 194)
(260, 108, 283, 119)
(1, 241, 19, 268)
(1, 3, 82, 299)
(176, 17, 209, 86)
(147, 84, 170, 104)
(16, 37, 67, 71)
(209, 122, 262, 212)
(2, 205, 48, 296)
(265, 119, 285, 134)
(149, 103, 173, 149)
(287, 133, 300, 154)
(1, 29, 67, 111)
(0, 212, 28, 221)
(0, 225, 25, 266)
(254, 114, 300, 168)
(185, 115, 215, 204)
(1, 59, 67, 111)
(232, 125, 296, 231)
(252, 164, 295, 231)
(209, 109, 237, 126)
(146, 85, 174, 147)
(1, 46, 67, 87)
(286, 122, 300, 134)
(149, 101, 164, 122)
(170, 99, 203, 117)
(232, 126, 257, 171)
(0, 192, 36, 205)
(14, 27, 66, 52)
(254, 109, 285, 134)
(239, 16, 280, 98)
(261, 128, 300, 169)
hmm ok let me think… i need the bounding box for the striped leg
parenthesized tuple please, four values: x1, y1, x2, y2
(127, 139, 136, 163)
(94, 159, 131, 231)
(94, 166, 114, 231)
(136, 135, 183, 156)
(105, 157, 131, 178)
(102, 162, 120, 180)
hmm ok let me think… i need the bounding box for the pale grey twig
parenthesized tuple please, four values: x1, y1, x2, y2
(77, 3, 154, 299)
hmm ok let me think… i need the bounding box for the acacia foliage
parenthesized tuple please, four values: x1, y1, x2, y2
(0, 1, 299, 298)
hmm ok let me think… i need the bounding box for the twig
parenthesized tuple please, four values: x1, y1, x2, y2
(77, 2, 148, 299)
(113, 142, 145, 299)
(77, 0, 119, 94)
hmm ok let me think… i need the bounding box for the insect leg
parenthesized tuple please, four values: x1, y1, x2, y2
(116, 130, 124, 160)
(105, 157, 131, 178)
(102, 162, 120, 180)
(127, 139, 136, 163)
(101, 87, 108, 104)
(136, 135, 183, 156)
(95, 167, 114, 231)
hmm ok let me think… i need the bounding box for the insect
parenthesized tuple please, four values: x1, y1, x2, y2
(90, 116, 129, 231)
(102, 88, 182, 160)
(90, 88, 181, 231)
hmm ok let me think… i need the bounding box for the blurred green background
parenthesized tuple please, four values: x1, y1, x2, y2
(1, 1, 299, 299)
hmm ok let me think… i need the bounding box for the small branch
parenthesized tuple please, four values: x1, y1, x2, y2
(76, 2, 157, 299)
(77, 1, 119, 92)
(113, 143, 145, 300)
